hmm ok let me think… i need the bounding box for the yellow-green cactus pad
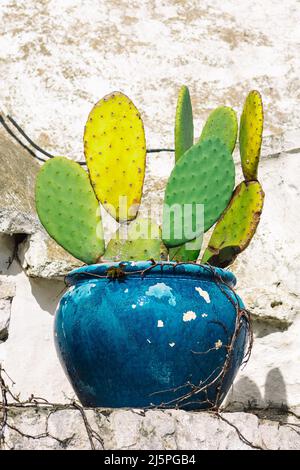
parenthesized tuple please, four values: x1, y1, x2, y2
(162, 138, 235, 247)
(168, 235, 202, 262)
(202, 181, 264, 267)
(175, 85, 194, 162)
(103, 218, 168, 262)
(84, 92, 146, 222)
(35, 157, 104, 264)
(199, 106, 238, 153)
(239, 90, 263, 181)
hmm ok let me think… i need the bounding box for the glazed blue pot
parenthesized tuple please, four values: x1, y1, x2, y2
(54, 262, 249, 410)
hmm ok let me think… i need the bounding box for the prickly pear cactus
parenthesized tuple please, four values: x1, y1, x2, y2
(104, 218, 168, 262)
(84, 92, 146, 222)
(175, 85, 194, 162)
(199, 106, 238, 153)
(202, 181, 264, 267)
(162, 138, 235, 247)
(168, 235, 202, 262)
(239, 90, 263, 181)
(35, 157, 105, 264)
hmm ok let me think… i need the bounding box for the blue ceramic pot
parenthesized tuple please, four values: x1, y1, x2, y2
(54, 262, 249, 410)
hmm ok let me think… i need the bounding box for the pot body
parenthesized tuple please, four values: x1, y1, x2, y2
(54, 262, 248, 409)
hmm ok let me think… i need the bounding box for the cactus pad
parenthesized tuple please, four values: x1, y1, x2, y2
(202, 181, 264, 267)
(168, 235, 202, 262)
(239, 90, 263, 181)
(175, 85, 194, 162)
(162, 138, 235, 247)
(84, 92, 146, 222)
(104, 218, 168, 262)
(199, 106, 238, 153)
(35, 157, 105, 264)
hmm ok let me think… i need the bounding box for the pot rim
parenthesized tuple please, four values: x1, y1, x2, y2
(65, 261, 236, 288)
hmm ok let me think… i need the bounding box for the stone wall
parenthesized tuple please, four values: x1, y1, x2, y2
(1, 0, 300, 449)
(3, 408, 300, 450)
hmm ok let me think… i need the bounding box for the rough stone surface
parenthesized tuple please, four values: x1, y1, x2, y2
(0, 234, 15, 275)
(18, 231, 83, 279)
(225, 150, 300, 410)
(0, 277, 15, 342)
(0, 128, 40, 235)
(0, 131, 85, 277)
(3, 408, 300, 450)
(233, 151, 300, 325)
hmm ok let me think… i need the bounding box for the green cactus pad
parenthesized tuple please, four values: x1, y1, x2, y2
(35, 157, 105, 264)
(199, 106, 238, 153)
(103, 218, 168, 262)
(202, 181, 264, 267)
(168, 235, 202, 262)
(84, 91, 146, 222)
(239, 90, 263, 181)
(162, 138, 235, 247)
(175, 85, 194, 162)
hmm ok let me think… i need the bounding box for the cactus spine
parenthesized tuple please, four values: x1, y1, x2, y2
(104, 218, 168, 262)
(84, 92, 146, 222)
(35, 157, 104, 264)
(34, 88, 265, 268)
(239, 90, 263, 181)
(175, 85, 194, 162)
(199, 106, 238, 153)
(162, 138, 235, 247)
(202, 181, 264, 267)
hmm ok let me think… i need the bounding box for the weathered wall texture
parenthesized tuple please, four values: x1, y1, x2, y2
(1, 0, 300, 449)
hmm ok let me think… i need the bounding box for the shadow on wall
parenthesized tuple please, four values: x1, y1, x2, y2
(230, 368, 288, 419)
(29, 277, 66, 316)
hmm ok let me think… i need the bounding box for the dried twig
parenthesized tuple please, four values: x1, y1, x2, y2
(214, 411, 264, 450)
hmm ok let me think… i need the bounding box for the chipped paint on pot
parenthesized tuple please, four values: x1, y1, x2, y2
(54, 262, 248, 409)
